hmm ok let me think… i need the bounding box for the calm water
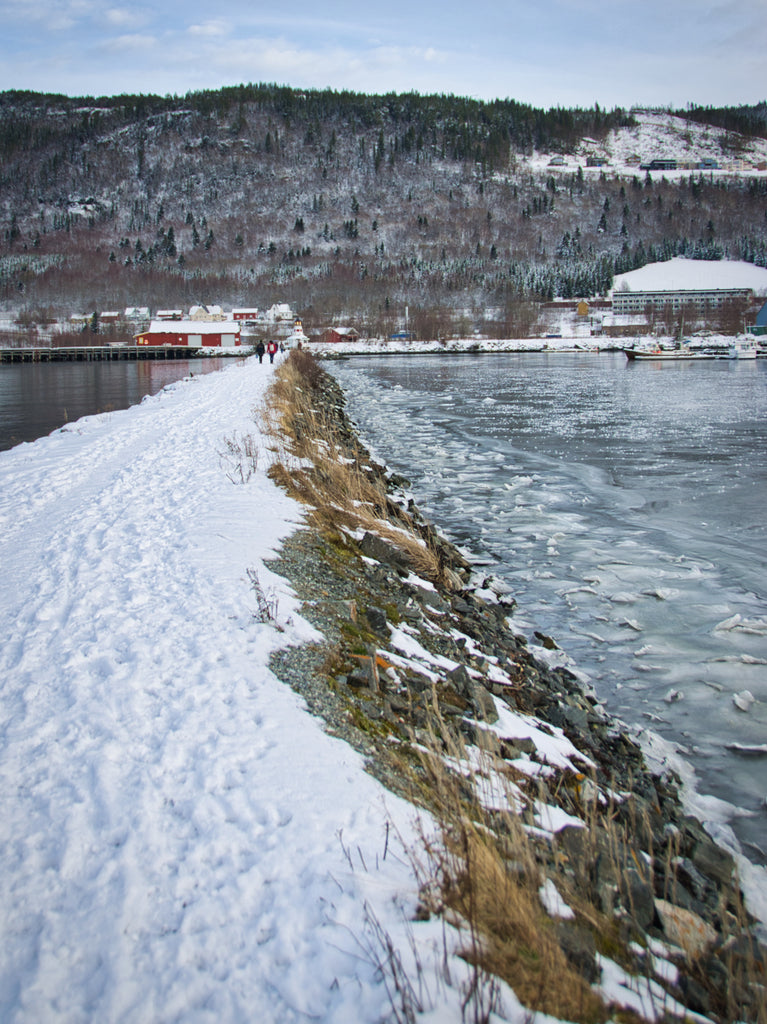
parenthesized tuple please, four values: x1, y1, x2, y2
(331, 353, 767, 862)
(0, 358, 232, 451)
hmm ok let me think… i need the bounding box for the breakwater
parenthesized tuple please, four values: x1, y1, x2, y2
(264, 355, 766, 1022)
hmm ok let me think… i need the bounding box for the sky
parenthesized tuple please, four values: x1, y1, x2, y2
(0, 0, 765, 110)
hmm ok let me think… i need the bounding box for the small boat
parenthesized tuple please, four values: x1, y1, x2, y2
(624, 341, 713, 361)
(728, 338, 758, 360)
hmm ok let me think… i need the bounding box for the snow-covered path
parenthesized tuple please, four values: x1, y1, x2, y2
(0, 358, 441, 1023)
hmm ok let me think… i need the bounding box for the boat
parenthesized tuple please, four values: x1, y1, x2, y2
(624, 341, 714, 361)
(728, 338, 758, 360)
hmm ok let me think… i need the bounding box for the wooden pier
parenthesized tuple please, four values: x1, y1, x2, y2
(0, 345, 245, 364)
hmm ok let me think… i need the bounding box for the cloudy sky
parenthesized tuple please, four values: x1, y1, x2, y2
(0, 0, 764, 109)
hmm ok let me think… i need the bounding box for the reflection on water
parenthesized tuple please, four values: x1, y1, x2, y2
(0, 358, 231, 451)
(332, 353, 767, 862)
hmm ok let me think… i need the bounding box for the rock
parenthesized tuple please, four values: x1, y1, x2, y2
(365, 605, 388, 635)
(347, 654, 379, 692)
(471, 683, 499, 724)
(654, 898, 717, 958)
(447, 665, 499, 723)
(624, 868, 655, 931)
(691, 838, 734, 886)
(408, 582, 449, 612)
(462, 721, 502, 756)
(674, 857, 711, 902)
(534, 631, 560, 650)
(359, 531, 408, 571)
(500, 737, 537, 758)
(556, 922, 600, 983)
(562, 704, 589, 734)
(677, 974, 711, 1015)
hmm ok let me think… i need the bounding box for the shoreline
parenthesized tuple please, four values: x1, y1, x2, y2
(264, 352, 766, 1017)
(0, 350, 764, 1020)
(301, 332, 754, 359)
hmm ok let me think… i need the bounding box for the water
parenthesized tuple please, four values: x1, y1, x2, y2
(0, 358, 231, 451)
(330, 352, 767, 862)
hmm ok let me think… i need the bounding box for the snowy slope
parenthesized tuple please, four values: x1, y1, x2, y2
(528, 110, 767, 176)
(0, 359, 475, 1023)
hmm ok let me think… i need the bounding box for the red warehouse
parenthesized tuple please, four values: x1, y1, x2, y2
(135, 320, 241, 347)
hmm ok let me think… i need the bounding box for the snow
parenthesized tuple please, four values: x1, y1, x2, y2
(1, 351, 763, 1018)
(525, 111, 767, 178)
(538, 879, 575, 920)
(612, 257, 767, 294)
(0, 357, 486, 1023)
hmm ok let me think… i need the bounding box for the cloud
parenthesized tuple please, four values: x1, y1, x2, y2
(0, 0, 763, 107)
(100, 33, 159, 55)
(102, 7, 149, 30)
(187, 19, 230, 38)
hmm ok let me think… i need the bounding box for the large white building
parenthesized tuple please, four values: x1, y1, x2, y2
(612, 287, 752, 315)
(611, 258, 767, 317)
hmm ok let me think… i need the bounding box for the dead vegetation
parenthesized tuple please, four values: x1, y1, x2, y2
(262, 348, 460, 590)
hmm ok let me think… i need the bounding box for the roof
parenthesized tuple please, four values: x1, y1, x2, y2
(613, 258, 767, 294)
(142, 320, 241, 335)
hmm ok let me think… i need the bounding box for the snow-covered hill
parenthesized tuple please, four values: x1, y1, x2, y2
(529, 110, 767, 176)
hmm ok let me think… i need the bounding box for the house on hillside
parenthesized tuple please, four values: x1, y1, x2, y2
(156, 310, 183, 320)
(640, 159, 678, 171)
(189, 304, 225, 321)
(232, 308, 259, 323)
(600, 314, 648, 337)
(265, 303, 296, 322)
(320, 327, 360, 344)
(135, 320, 241, 348)
(124, 306, 150, 322)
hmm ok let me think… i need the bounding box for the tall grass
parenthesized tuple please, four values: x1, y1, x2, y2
(262, 350, 459, 589)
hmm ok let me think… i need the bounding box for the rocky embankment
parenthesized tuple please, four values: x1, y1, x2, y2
(266, 364, 765, 1022)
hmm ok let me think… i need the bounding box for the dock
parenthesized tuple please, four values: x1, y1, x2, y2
(0, 346, 247, 364)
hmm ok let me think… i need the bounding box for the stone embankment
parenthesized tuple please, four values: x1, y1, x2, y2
(266, 365, 765, 1022)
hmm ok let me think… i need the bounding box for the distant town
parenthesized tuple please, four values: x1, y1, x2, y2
(2, 257, 767, 362)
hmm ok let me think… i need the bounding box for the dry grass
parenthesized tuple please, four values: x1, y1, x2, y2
(405, 721, 609, 1024)
(261, 351, 458, 589)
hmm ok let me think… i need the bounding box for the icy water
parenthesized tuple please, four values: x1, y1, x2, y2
(0, 357, 232, 452)
(331, 352, 767, 862)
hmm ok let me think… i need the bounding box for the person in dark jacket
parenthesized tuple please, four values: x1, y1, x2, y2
(255, 340, 265, 363)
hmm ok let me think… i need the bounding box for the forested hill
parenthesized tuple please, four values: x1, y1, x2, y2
(1, 85, 766, 331)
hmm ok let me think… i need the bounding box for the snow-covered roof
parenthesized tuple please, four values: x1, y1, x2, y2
(612, 258, 767, 295)
(143, 319, 240, 334)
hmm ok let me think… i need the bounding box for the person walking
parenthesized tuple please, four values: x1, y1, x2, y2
(267, 340, 278, 364)
(255, 340, 265, 363)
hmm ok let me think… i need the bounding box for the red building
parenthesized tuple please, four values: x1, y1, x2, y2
(232, 308, 259, 322)
(319, 327, 360, 344)
(135, 320, 241, 347)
